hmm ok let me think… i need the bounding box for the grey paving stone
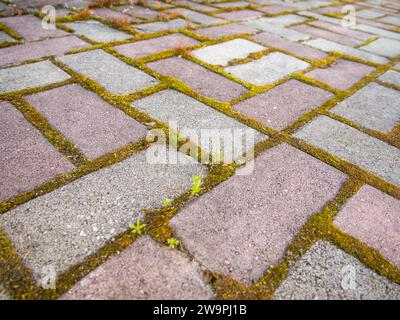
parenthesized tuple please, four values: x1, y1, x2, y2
(378, 70, 400, 86)
(195, 23, 258, 39)
(303, 38, 389, 64)
(258, 4, 298, 14)
(170, 143, 346, 284)
(0, 101, 74, 201)
(26, 84, 148, 160)
(0, 147, 204, 280)
(132, 89, 266, 161)
(275, 240, 400, 300)
(378, 15, 400, 27)
(58, 49, 158, 94)
(354, 24, 400, 41)
(331, 83, 400, 133)
(174, 8, 224, 25)
(63, 20, 132, 43)
(225, 52, 310, 86)
(113, 4, 159, 20)
(294, 115, 400, 186)
(133, 19, 191, 33)
(360, 38, 400, 58)
(214, 1, 249, 8)
(0, 60, 70, 94)
(90, 7, 141, 23)
(61, 236, 214, 300)
(216, 9, 264, 21)
(0, 30, 14, 43)
(263, 14, 308, 26)
(192, 39, 265, 66)
(356, 9, 386, 19)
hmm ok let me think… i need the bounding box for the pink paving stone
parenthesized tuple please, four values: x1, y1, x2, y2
(357, 17, 397, 30)
(114, 5, 159, 20)
(61, 236, 214, 300)
(147, 57, 247, 102)
(216, 9, 264, 21)
(170, 143, 347, 284)
(114, 33, 199, 58)
(258, 5, 298, 14)
(233, 79, 334, 130)
(195, 23, 258, 39)
(0, 101, 74, 201)
(0, 15, 68, 41)
(90, 7, 142, 23)
(0, 36, 89, 67)
(291, 24, 364, 47)
(334, 185, 400, 268)
(252, 32, 327, 60)
(173, 0, 216, 12)
(309, 20, 375, 41)
(305, 59, 375, 90)
(25, 84, 147, 160)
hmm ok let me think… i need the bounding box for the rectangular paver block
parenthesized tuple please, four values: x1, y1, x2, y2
(309, 20, 375, 41)
(214, 1, 250, 8)
(195, 23, 258, 39)
(359, 38, 400, 58)
(170, 143, 346, 284)
(216, 9, 264, 21)
(263, 14, 308, 26)
(90, 7, 141, 23)
(258, 5, 298, 14)
(378, 15, 400, 27)
(114, 5, 159, 20)
(174, 8, 224, 25)
(0, 101, 74, 201)
(378, 70, 400, 86)
(61, 236, 214, 300)
(58, 49, 158, 94)
(0, 147, 205, 279)
(133, 19, 190, 33)
(294, 115, 400, 186)
(354, 24, 400, 41)
(174, 0, 217, 12)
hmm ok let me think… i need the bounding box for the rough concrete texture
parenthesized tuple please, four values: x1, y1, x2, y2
(195, 23, 258, 39)
(58, 49, 158, 94)
(359, 38, 400, 58)
(0, 101, 74, 201)
(0, 147, 205, 280)
(192, 38, 265, 66)
(234, 79, 334, 130)
(61, 236, 214, 300)
(378, 70, 400, 86)
(275, 241, 400, 300)
(334, 185, 400, 268)
(294, 115, 400, 186)
(331, 83, 400, 133)
(216, 9, 264, 21)
(0, 60, 70, 93)
(133, 19, 190, 33)
(171, 143, 347, 284)
(147, 57, 247, 101)
(225, 52, 310, 86)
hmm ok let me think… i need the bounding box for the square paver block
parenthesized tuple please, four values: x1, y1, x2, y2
(170, 143, 346, 284)
(114, 34, 199, 59)
(225, 52, 310, 86)
(147, 57, 247, 101)
(61, 236, 214, 300)
(331, 83, 400, 133)
(192, 39, 265, 66)
(0, 147, 205, 279)
(132, 90, 266, 161)
(234, 79, 334, 130)
(275, 241, 400, 300)
(378, 70, 400, 86)
(26, 84, 148, 160)
(263, 14, 308, 26)
(0, 30, 14, 43)
(309, 21, 375, 41)
(58, 49, 158, 94)
(0, 101, 74, 201)
(133, 19, 190, 33)
(335, 185, 400, 268)
(0, 60, 70, 94)
(0, 36, 90, 67)
(195, 23, 258, 39)
(0, 15, 68, 41)
(305, 59, 375, 90)
(360, 38, 400, 58)
(114, 5, 159, 20)
(294, 116, 400, 186)
(216, 9, 264, 21)
(63, 20, 132, 42)
(173, 8, 224, 25)
(252, 32, 328, 60)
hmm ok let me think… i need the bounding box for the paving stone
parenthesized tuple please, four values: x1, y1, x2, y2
(58, 49, 158, 94)
(61, 236, 214, 300)
(331, 83, 400, 133)
(303, 38, 388, 64)
(0, 30, 14, 43)
(173, 0, 216, 12)
(0, 35, 89, 67)
(133, 18, 190, 33)
(378, 70, 400, 86)
(294, 115, 400, 186)
(309, 20, 375, 41)
(132, 89, 265, 160)
(275, 240, 400, 300)
(225, 52, 310, 86)
(252, 32, 327, 60)
(214, 1, 249, 9)
(234, 79, 334, 130)
(192, 39, 265, 66)
(90, 7, 142, 23)
(142, 0, 173, 9)
(0, 60, 70, 93)
(114, 4, 159, 20)
(291, 0, 330, 10)
(258, 4, 298, 14)
(0, 101, 74, 201)
(63, 20, 132, 42)
(306, 59, 375, 90)
(26, 84, 148, 160)
(354, 24, 400, 41)
(114, 33, 199, 58)
(378, 15, 400, 26)
(195, 23, 258, 39)
(147, 57, 247, 101)
(334, 185, 400, 268)
(173, 8, 224, 25)
(263, 14, 308, 26)
(360, 38, 400, 58)
(0, 15, 68, 41)
(216, 9, 264, 21)
(170, 143, 346, 284)
(0, 146, 204, 279)
(357, 9, 386, 19)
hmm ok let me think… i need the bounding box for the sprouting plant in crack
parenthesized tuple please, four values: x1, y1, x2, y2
(167, 238, 181, 250)
(129, 218, 146, 236)
(162, 198, 173, 207)
(191, 172, 203, 195)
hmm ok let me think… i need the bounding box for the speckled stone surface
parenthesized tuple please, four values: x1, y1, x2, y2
(359, 38, 400, 58)
(195, 23, 258, 39)
(378, 70, 400, 86)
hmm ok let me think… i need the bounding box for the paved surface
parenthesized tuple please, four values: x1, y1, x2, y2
(0, 0, 399, 300)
